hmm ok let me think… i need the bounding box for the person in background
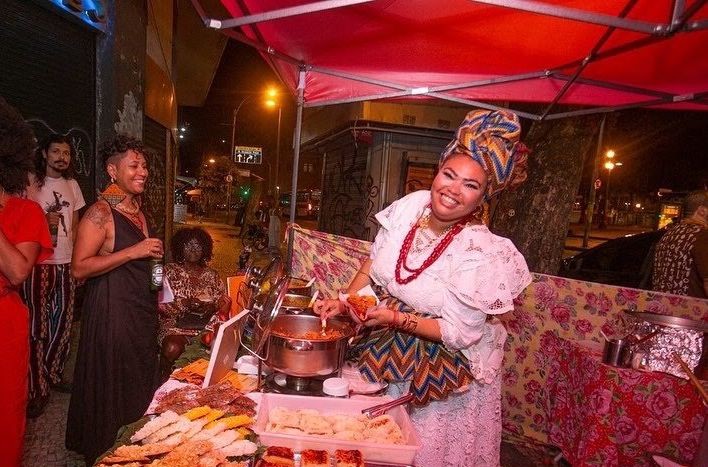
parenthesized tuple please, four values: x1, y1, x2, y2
(652, 190, 708, 298)
(0, 97, 53, 466)
(21, 134, 85, 418)
(315, 110, 532, 466)
(158, 227, 230, 378)
(268, 202, 282, 252)
(66, 134, 163, 464)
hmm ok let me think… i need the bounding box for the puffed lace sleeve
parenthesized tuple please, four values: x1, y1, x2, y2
(370, 203, 395, 259)
(448, 236, 531, 315)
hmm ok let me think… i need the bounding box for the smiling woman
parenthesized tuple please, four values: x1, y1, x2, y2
(314, 110, 533, 466)
(66, 134, 165, 465)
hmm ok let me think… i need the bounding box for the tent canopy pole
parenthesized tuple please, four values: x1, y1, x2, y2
(286, 68, 307, 271)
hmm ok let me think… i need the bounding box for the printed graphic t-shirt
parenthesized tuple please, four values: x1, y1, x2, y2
(27, 177, 86, 265)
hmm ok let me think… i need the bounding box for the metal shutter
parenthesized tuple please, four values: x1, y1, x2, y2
(0, 0, 96, 201)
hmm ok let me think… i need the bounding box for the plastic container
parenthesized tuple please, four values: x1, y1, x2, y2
(249, 392, 420, 465)
(323, 377, 350, 397)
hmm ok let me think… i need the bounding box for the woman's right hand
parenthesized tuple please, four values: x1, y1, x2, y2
(313, 299, 344, 321)
(131, 237, 163, 259)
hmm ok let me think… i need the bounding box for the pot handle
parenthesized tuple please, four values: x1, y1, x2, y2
(286, 340, 314, 351)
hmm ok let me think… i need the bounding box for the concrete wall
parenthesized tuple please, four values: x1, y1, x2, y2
(96, 0, 146, 187)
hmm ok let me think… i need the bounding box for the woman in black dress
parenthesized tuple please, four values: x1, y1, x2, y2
(66, 135, 164, 464)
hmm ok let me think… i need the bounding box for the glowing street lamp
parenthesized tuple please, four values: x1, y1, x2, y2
(600, 149, 621, 228)
(208, 158, 216, 164)
(265, 87, 282, 195)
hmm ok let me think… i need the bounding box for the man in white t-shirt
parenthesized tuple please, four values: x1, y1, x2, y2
(21, 134, 86, 418)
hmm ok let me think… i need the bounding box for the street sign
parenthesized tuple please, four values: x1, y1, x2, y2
(225, 174, 233, 183)
(594, 178, 602, 190)
(234, 146, 262, 165)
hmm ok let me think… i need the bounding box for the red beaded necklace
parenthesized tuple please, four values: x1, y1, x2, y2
(395, 208, 470, 284)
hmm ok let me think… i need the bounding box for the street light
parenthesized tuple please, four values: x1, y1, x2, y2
(600, 149, 621, 229)
(265, 87, 282, 196)
(230, 95, 256, 166)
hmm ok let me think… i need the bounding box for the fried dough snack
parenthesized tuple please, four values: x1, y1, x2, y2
(346, 294, 376, 321)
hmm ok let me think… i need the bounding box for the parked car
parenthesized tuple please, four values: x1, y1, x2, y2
(279, 189, 321, 218)
(558, 229, 666, 289)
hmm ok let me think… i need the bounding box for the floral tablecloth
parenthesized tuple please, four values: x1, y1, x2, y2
(545, 336, 706, 466)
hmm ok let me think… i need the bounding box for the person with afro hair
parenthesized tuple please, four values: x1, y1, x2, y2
(158, 227, 231, 379)
(0, 96, 53, 466)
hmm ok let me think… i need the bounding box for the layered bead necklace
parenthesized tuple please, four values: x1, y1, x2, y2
(395, 207, 471, 285)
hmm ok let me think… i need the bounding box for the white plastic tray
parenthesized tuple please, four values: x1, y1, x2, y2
(250, 393, 420, 465)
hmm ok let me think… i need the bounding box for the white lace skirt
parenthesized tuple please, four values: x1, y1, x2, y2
(389, 376, 502, 467)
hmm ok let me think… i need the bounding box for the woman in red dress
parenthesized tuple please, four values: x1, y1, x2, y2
(0, 97, 53, 466)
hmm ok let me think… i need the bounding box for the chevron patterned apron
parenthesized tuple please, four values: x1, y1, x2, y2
(348, 291, 473, 406)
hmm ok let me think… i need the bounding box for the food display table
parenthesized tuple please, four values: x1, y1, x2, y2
(545, 337, 706, 466)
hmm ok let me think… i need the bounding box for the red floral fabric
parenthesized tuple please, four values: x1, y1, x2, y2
(289, 226, 708, 448)
(545, 335, 706, 466)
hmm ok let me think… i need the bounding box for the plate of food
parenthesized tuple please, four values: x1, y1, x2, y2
(338, 286, 379, 324)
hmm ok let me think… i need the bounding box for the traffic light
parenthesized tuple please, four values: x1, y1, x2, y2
(240, 186, 251, 199)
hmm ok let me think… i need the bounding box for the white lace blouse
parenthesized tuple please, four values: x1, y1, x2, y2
(369, 190, 532, 382)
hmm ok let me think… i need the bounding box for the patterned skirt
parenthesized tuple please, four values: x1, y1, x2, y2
(348, 293, 473, 406)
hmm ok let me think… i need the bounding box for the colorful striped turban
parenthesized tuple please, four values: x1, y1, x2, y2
(441, 110, 529, 198)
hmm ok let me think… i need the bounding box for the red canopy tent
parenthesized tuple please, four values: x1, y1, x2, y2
(189, 0, 708, 219)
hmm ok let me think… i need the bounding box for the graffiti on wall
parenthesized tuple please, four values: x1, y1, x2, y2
(320, 145, 380, 241)
(115, 91, 143, 138)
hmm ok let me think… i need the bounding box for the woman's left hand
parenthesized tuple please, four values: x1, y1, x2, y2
(362, 304, 395, 327)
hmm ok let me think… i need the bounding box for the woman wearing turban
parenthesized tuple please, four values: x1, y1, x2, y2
(315, 110, 532, 466)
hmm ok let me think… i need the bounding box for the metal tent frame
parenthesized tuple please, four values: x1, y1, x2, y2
(189, 0, 708, 229)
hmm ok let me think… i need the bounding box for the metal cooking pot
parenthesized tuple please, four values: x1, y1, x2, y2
(263, 314, 354, 377)
(280, 293, 314, 312)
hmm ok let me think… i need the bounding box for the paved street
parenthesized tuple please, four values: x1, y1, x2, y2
(563, 223, 650, 257)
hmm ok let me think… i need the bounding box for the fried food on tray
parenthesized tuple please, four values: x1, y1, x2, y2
(335, 449, 365, 467)
(346, 294, 377, 321)
(98, 454, 150, 465)
(220, 439, 258, 457)
(261, 446, 295, 466)
(154, 381, 256, 417)
(105, 406, 259, 467)
(172, 358, 257, 392)
(265, 406, 404, 444)
(301, 449, 329, 467)
(131, 410, 181, 443)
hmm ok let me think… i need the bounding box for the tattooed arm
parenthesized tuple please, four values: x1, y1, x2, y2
(71, 200, 163, 279)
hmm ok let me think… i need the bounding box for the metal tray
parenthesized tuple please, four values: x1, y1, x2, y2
(624, 310, 708, 332)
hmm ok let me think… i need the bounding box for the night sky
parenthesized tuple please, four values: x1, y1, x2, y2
(178, 40, 294, 181)
(179, 40, 707, 195)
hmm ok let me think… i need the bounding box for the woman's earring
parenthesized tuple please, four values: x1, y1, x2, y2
(472, 204, 487, 224)
(101, 178, 126, 207)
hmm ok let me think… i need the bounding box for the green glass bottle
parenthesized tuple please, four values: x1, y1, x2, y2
(149, 256, 164, 292)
